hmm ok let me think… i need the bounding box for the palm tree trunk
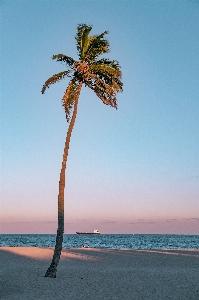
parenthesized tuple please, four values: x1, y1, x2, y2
(45, 82, 82, 278)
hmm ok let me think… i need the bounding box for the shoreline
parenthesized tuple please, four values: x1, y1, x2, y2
(0, 247, 199, 299)
(1, 245, 199, 251)
(0, 245, 199, 255)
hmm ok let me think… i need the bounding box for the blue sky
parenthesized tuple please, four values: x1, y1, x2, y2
(1, 0, 199, 234)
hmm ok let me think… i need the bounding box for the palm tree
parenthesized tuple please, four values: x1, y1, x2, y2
(41, 24, 123, 278)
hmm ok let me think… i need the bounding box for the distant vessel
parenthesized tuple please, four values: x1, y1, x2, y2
(76, 229, 100, 235)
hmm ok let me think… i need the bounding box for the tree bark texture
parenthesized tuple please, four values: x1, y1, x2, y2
(45, 82, 82, 278)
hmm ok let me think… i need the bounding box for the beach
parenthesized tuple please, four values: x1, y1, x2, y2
(0, 247, 199, 300)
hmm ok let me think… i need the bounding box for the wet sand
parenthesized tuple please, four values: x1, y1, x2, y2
(0, 247, 199, 299)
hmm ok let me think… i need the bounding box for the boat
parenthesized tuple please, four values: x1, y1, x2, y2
(76, 229, 100, 235)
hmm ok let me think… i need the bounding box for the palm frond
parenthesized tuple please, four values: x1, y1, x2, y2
(93, 59, 122, 73)
(62, 79, 80, 122)
(84, 73, 118, 108)
(75, 24, 92, 60)
(90, 61, 123, 92)
(84, 31, 109, 62)
(87, 82, 118, 108)
(52, 54, 75, 68)
(41, 71, 72, 94)
(90, 63, 121, 78)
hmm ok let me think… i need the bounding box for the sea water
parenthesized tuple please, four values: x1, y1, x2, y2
(0, 234, 199, 249)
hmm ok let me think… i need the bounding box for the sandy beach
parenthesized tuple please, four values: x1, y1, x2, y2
(0, 247, 199, 300)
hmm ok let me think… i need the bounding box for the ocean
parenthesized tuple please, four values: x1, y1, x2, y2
(0, 234, 199, 249)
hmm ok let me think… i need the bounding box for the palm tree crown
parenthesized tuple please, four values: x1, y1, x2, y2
(42, 24, 123, 121)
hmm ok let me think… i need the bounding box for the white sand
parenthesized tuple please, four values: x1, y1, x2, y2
(0, 247, 199, 300)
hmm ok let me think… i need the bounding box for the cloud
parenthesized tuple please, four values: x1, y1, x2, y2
(0, 221, 57, 224)
(182, 218, 199, 222)
(137, 219, 155, 224)
(138, 221, 155, 224)
(128, 220, 155, 224)
(102, 220, 117, 223)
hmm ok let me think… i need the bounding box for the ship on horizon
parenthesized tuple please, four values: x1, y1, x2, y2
(76, 229, 100, 235)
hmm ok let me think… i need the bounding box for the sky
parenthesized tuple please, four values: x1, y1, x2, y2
(1, 0, 199, 234)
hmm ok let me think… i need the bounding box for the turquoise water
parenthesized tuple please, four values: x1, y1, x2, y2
(0, 234, 199, 249)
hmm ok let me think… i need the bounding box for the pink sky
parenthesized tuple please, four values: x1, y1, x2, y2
(1, 218, 198, 234)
